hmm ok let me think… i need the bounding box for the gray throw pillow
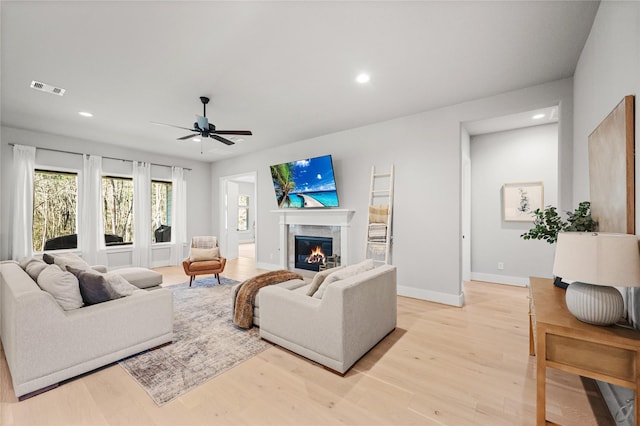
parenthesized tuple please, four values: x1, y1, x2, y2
(36, 265, 84, 310)
(67, 266, 120, 305)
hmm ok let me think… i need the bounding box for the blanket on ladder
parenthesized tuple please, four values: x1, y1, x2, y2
(233, 270, 303, 329)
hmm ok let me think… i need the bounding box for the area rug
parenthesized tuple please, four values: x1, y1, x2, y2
(118, 276, 272, 406)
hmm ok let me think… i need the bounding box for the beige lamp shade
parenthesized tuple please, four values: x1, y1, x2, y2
(553, 232, 640, 287)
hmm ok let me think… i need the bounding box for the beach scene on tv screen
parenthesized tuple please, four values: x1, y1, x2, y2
(270, 155, 339, 208)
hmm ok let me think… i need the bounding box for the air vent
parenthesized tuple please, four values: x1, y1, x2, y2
(30, 80, 66, 96)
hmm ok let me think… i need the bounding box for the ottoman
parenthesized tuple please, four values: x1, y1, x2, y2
(113, 267, 163, 289)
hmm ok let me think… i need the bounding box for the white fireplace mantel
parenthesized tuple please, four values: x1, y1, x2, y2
(271, 209, 355, 270)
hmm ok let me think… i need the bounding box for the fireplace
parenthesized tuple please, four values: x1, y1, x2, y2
(294, 236, 333, 272)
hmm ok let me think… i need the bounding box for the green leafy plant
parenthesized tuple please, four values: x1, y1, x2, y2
(520, 201, 597, 244)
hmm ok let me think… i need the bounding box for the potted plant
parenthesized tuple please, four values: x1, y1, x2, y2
(521, 201, 597, 288)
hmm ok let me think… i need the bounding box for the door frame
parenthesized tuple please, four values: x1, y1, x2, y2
(219, 171, 257, 260)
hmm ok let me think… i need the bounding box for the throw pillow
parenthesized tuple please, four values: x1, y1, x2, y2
(105, 272, 139, 297)
(36, 265, 84, 310)
(189, 247, 220, 262)
(312, 259, 376, 299)
(67, 266, 120, 305)
(306, 265, 345, 296)
(368, 205, 389, 224)
(52, 253, 92, 272)
(23, 258, 48, 281)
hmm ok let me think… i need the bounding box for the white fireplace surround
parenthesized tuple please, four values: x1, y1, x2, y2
(272, 209, 355, 271)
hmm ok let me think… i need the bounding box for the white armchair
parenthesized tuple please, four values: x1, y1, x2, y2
(259, 265, 397, 374)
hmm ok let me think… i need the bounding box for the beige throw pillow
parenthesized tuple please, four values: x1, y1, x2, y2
(51, 253, 92, 272)
(306, 266, 345, 296)
(312, 259, 376, 299)
(37, 265, 84, 310)
(189, 247, 219, 262)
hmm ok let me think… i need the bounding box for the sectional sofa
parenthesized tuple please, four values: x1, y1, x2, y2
(0, 261, 173, 399)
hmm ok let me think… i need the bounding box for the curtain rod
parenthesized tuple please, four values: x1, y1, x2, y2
(8, 143, 192, 171)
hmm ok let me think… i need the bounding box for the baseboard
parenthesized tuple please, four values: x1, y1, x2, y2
(470, 272, 529, 287)
(255, 262, 282, 271)
(397, 285, 464, 307)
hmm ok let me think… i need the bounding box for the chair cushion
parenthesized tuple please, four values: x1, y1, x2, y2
(188, 260, 224, 272)
(189, 247, 219, 262)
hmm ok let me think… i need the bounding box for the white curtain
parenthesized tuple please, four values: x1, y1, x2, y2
(132, 161, 151, 267)
(79, 155, 107, 266)
(11, 144, 36, 261)
(170, 166, 188, 265)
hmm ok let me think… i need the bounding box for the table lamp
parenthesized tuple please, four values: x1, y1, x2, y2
(552, 232, 640, 326)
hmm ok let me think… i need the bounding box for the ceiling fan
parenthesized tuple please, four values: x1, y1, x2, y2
(152, 96, 252, 150)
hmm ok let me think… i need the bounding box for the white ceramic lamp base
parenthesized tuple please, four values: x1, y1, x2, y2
(565, 282, 624, 326)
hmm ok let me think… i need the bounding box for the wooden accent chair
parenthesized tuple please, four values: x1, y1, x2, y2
(182, 236, 227, 286)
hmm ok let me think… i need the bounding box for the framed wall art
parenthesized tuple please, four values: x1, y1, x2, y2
(503, 181, 544, 222)
(588, 95, 635, 234)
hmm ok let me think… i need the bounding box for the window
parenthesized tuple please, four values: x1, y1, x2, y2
(152, 180, 172, 243)
(238, 194, 249, 231)
(32, 169, 78, 252)
(102, 176, 133, 245)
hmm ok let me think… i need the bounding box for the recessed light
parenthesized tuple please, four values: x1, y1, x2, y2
(78, 111, 93, 117)
(532, 113, 545, 120)
(356, 73, 371, 84)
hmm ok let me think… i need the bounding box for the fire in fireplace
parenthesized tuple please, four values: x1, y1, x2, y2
(294, 235, 333, 271)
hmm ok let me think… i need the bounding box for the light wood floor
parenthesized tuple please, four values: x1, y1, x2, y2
(0, 256, 613, 426)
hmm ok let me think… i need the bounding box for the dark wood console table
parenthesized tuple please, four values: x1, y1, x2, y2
(529, 277, 640, 426)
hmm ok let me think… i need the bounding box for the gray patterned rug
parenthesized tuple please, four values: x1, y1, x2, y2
(118, 276, 271, 405)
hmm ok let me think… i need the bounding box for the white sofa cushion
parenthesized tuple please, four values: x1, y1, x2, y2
(37, 265, 84, 310)
(312, 259, 376, 299)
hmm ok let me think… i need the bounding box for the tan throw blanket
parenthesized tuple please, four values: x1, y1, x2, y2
(233, 270, 303, 329)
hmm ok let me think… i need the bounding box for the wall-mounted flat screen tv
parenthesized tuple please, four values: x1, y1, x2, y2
(270, 154, 339, 208)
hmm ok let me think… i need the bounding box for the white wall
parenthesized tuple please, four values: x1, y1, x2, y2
(0, 126, 212, 267)
(211, 78, 574, 306)
(573, 1, 640, 220)
(470, 124, 558, 286)
(237, 181, 256, 243)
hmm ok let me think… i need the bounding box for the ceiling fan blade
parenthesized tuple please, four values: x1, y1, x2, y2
(177, 134, 199, 140)
(214, 130, 253, 136)
(151, 121, 196, 132)
(211, 134, 235, 145)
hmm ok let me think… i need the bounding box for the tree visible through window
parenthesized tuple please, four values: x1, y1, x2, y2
(102, 176, 134, 244)
(32, 170, 78, 251)
(152, 180, 172, 243)
(238, 194, 249, 231)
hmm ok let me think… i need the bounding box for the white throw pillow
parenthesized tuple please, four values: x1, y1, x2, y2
(306, 266, 345, 296)
(189, 247, 220, 262)
(312, 259, 376, 299)
(37, 265, 84, 310)
(51, 253, 92, 272)
(24, 258, 48, 281)
(105, 272, 140, 297)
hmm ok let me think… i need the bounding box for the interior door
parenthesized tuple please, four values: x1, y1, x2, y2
(225, 181, 240, 260)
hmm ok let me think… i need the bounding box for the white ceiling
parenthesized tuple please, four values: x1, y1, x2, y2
(1, 1, 599, 162)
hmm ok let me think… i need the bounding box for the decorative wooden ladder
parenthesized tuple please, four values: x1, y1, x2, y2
(365, 165, 394, 265)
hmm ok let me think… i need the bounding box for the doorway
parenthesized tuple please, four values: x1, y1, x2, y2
(219, 171, 257, 262)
